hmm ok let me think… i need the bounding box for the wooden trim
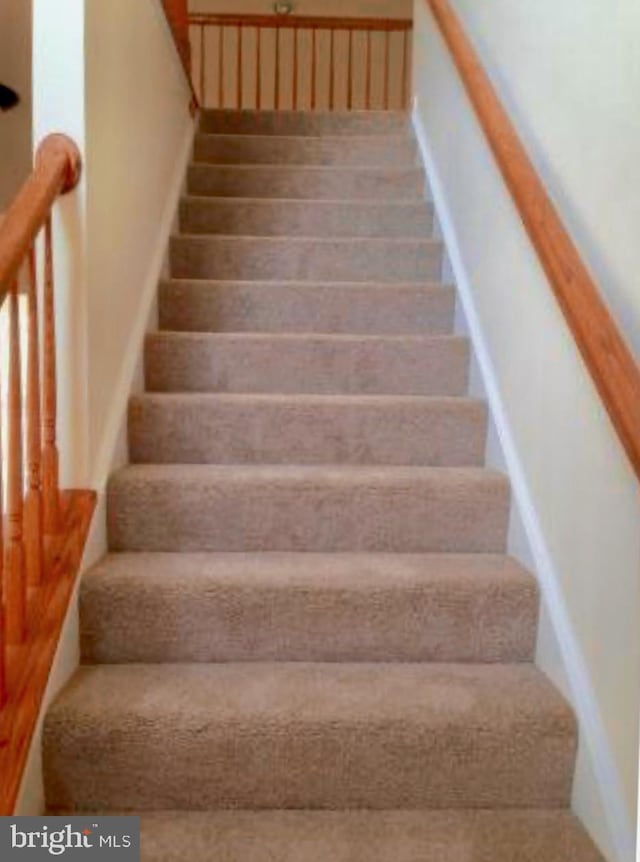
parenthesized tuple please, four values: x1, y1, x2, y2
(0, 490, 96, 815)
(383, 31, 390, 109)
(218, 25, 224, 108)
(237, 24, 243, 109)
(256, 27, 262, 109)
(274, 27, 281, 110)
(292, 28, 298, 110)
(311, 28, 317, 110)
(365, 30, 372, 109)
(0, 136, 80, 306)
(347, 29, 354, 110)
(5, 280, 26, 646)
(189, 13, 412, 33)
(427, 0, 640, 480)
(199, 24, 205, 103)
(329, 29, 335, 110)
(25, 247, 44, 589)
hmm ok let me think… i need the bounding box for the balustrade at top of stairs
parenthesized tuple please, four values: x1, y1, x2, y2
(41, 108, 604, 860)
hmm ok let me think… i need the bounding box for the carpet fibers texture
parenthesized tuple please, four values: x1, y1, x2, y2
(44, 108, 604, 860)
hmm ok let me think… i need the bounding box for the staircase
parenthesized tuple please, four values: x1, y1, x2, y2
(43, 110, 603, 860)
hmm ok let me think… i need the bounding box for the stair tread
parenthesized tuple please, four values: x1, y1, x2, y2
(128, 393, 487, 468)
(195, 133, 414, 143)
(187, 163, 424, 201)
(198, 109, 410, 138)
(149, 331, 461, 343)
(81, 552, 538, 664)
(44, 659, 575, 811)
(181, 194, 431, 205)
(48, 660, 572, 734)
(137, 809, 604, 862)
(131, 391, 481, 406)
(190, 162, 422, 173)
(84, 550, 534, 590)
(174, 233, 440, 244)
(111, 463, 506, 481)
(162, 277, 447, 289)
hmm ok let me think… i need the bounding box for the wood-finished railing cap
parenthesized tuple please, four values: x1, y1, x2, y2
(189, 12, 413, 31)
(426, 0, 640, 481)
(0, 134, 81, 305)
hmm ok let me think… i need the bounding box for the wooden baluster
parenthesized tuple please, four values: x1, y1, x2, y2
(401, 28, 409, 108)
(218, 26, 224, 108)
(24, 248, 43, 588)
(347, 29, 354, 111)
(199, 25, 206, 105)
(5, 279, 26, 644)
(329, 29, 335, 110)
(256, 28, 262, 110)
(42, 216, 60, 561)
(292, 28, 298, 110)
(0, 342, 5, 707)
(311, 27, 317, 110)
(236, 24, 242, 110)
(384, 30, 390, 110)
(274, 27, 281, 110)
(365, 30, 372, 110)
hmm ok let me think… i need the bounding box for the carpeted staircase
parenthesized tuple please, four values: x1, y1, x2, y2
(43, 109, 604, 860)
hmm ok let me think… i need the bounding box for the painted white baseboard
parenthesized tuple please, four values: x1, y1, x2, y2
(412, 97, 633, 862)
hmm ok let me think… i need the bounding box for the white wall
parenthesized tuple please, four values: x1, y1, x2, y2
(412, 2, 640, 861)
(0, 0, 32, 208)
(85, 0, 194, 491)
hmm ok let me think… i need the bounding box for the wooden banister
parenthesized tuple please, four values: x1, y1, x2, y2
(0, 135, 80, 305)
(427, 0, 640, 480)
(191, 12, 413, 112)
(189, 13, 413, 32)
(0, 134, 96, 813)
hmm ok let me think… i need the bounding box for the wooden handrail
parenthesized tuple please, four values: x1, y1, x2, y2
(190, 13, 412, 32)
(0, 135, 96, 813)
(427, 0, 640, 480)
(190, 12, 413, 112)
(0, 135, 80, 306)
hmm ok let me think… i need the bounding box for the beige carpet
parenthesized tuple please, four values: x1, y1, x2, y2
(44, 108, 604, 860)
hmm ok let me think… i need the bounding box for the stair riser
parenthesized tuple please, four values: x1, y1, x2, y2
(128, 397, 487, 466)
(136, 811, 607, 862)
(158, 282, 453, 335)
(44, 713, 572, 812)
(107, 472, 510, 553)
(144, 336, 469, 396)
(80, 572, 537, 664)
(170, 237, 441, 283)
(179, 199, 433, 238)
(199, 109, 410, 136)
(188, 165, 424, 200)
(194, 135, 417, 166)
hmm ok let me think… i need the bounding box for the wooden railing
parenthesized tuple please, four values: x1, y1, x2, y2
(427, 0, 640, 480)
(190, 12, 413, 112)
(0, 134, 96, 814)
